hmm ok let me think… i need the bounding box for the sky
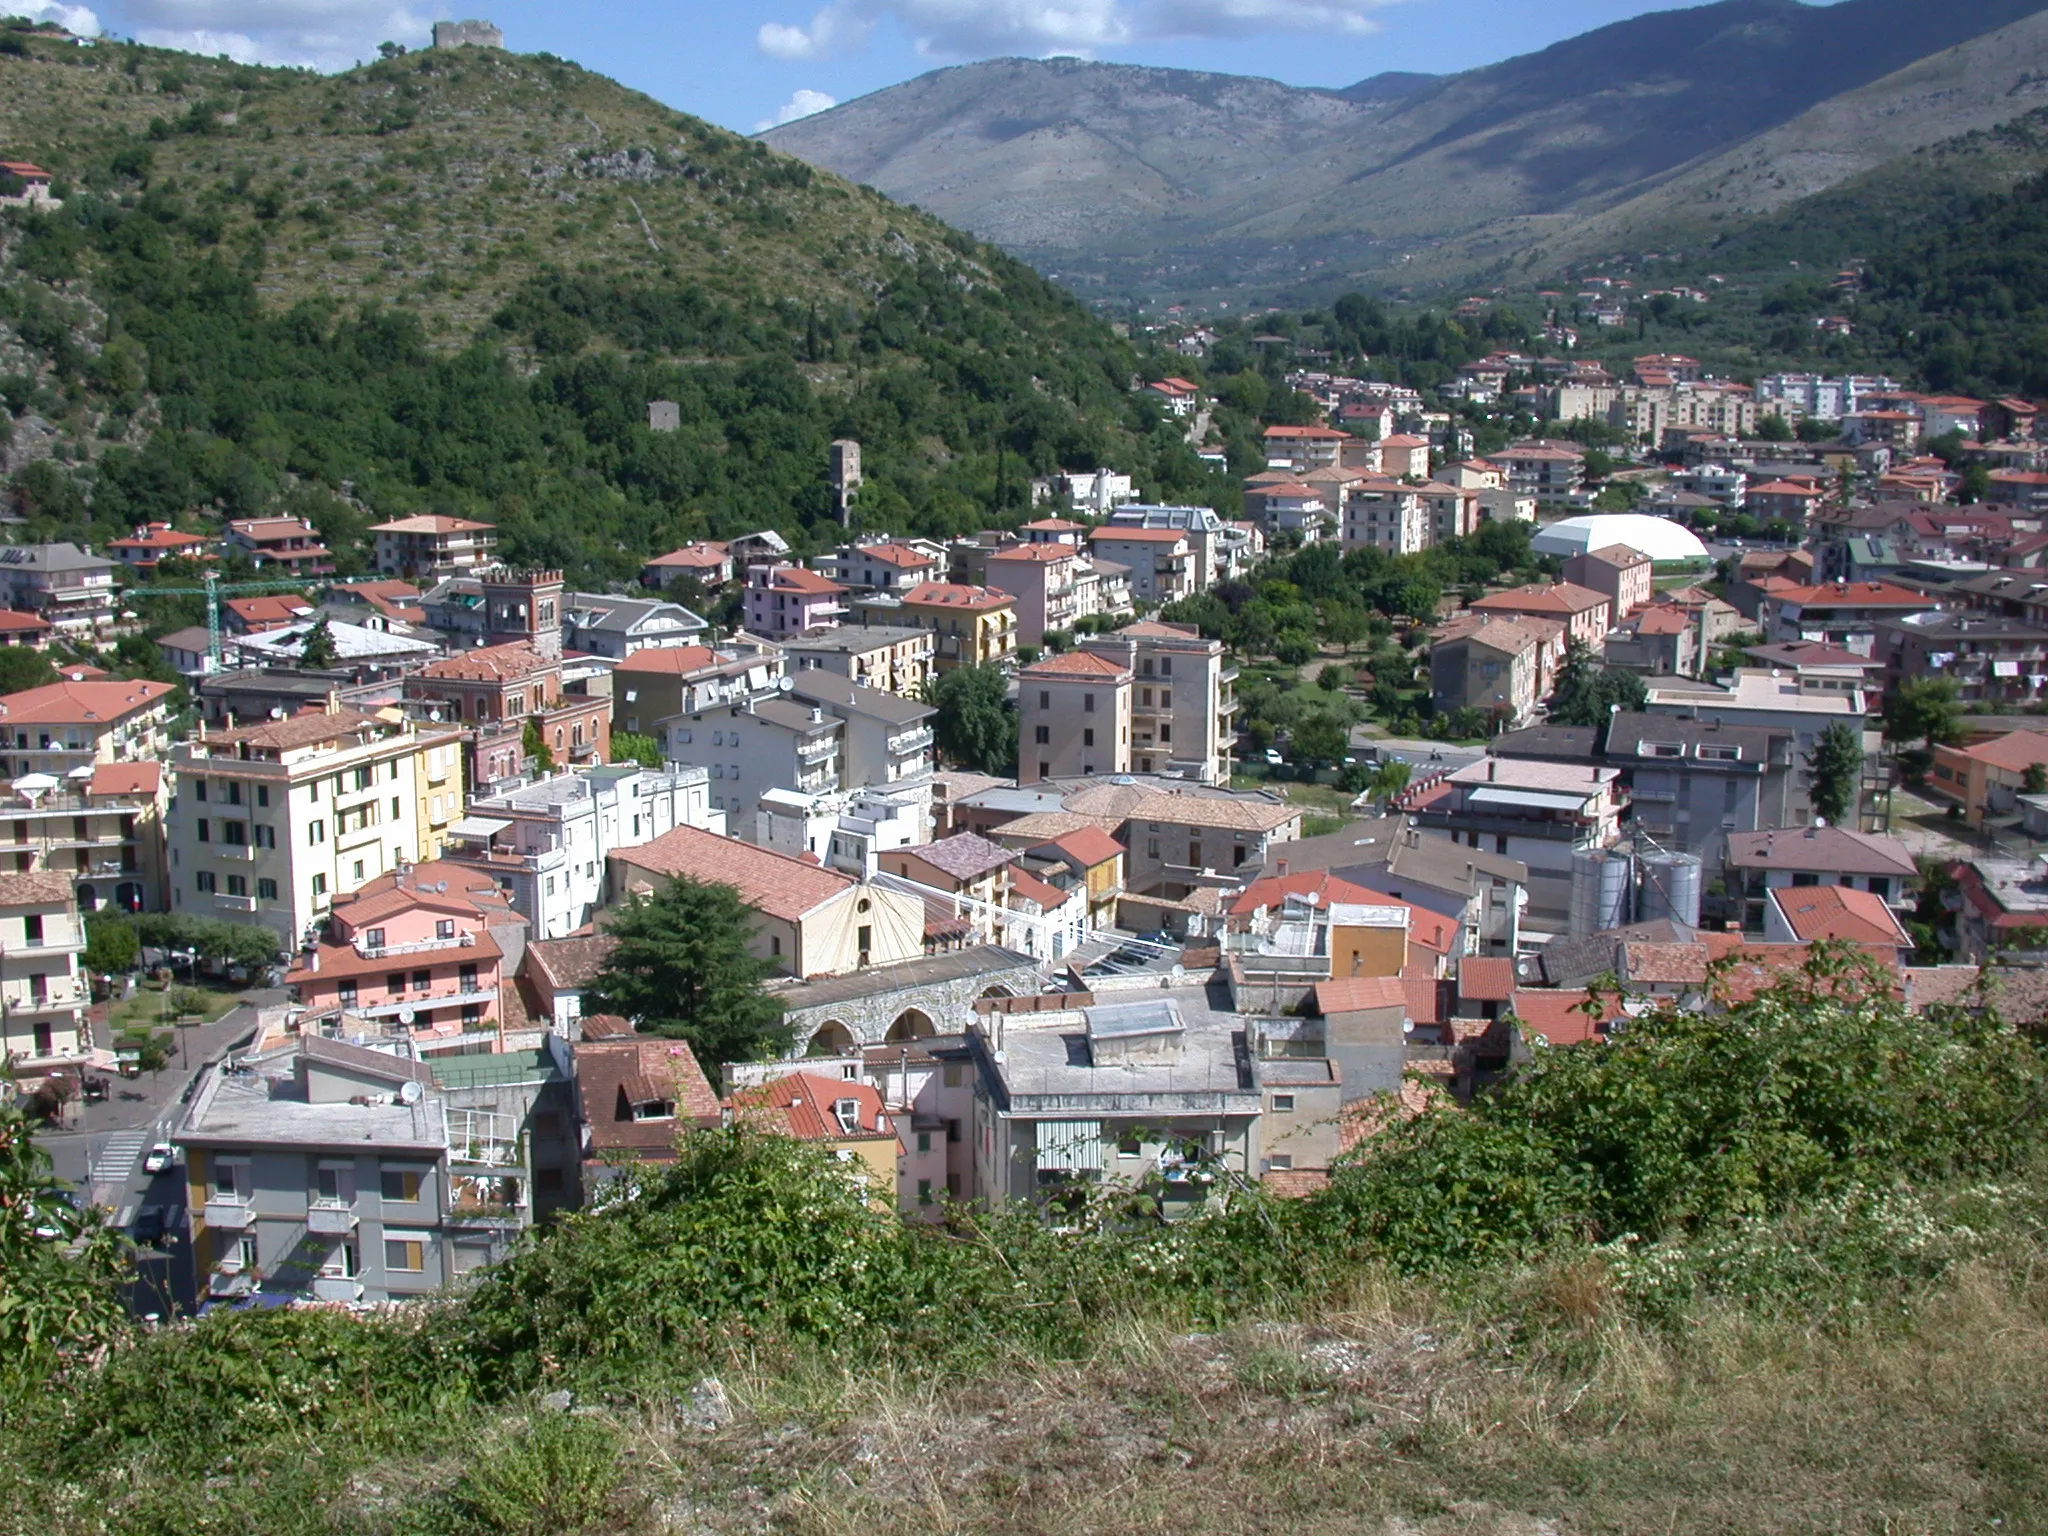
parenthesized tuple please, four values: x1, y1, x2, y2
(15, 0, 1777, 135)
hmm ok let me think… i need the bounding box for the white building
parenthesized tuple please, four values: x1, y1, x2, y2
(0, 872, 88, 1068)
(446, 764, 723, 940)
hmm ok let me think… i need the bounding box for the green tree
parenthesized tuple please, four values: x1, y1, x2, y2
(610, 731, 663, 769)
(1804, 721, 1864, 828)
(297, 616, 338, 670)
(0, 1105, 128, 1391)
(0, 646, 55, 694)
(1365, 758, 1412, 805)
(1756, 412, 1794, 443)
(583, 877, 791, 1064)
(2024, 762, 2048, 796)
(1883, 677, 1965, 751)
(928, 662, 1016, 775)
(1546, 641, 1648, 728)
(1321, 603, 1370, 652)
(1291, 711, 1350, 768)
(1274, 629, 1318, 666)
(82, 914, 139, 977)
(523, 716, 555, 773)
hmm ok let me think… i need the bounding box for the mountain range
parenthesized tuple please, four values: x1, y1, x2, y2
(762, 0, 2048, 304)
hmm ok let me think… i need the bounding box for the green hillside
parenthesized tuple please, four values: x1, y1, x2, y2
(0, 25, 1208, 583)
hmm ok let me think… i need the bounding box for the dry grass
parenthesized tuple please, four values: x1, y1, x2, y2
(303, 1262, 2048, 1536)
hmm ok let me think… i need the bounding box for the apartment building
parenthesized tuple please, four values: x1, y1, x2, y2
(612, 639, 780, 739)
(1881, 613, 2048, 708)
(225, 517, 335, 576)
(1103, 504, 1229, 590)
(1491, 445, 1586, 504)
(862, 582, 1017, 673)
(1429, 616, 1562, 727)
(1018, 650, 1132, 785)
(1119, 790, 1303, 900)
(984, 543, 1106, 648)
(826, 541, 945, 595)
(639, 541, 733, 591)
(285, 873, 515, 1039)
(168, 708, 466, 949)
(1262, 425, 1351, 473)
(1563, 544, 1653, 620)
(1419, 482, 1481, 545)
(1340, 479, 1431, 554)
(1249, 481, 1332, 543)
(370, 515, 497, 584)
(1408, 758, 1626, 925)
(448, 764, 719, 939)
(1724, 826, 1919, 932)
(106, 521, 213, 574)
(178, 1034, 575, 1306)
(782, 624, 936, 698)
(757, 674, 939, 866)
(1758, 579, 1934, 655)
(1087, 525, 1196, 607)
(1643, 670, 1873, 828)
(1079, 622, 1236, 783)
(663, 694, 840, 840)
(0, 543, 118, 635)
(1468, 582, 1612, 648)
(0, 762, 167, 914)
(0, 871, 88, 1065)
(743, 563, 846, 639)
(558, 591, 708, 661)
(0, 679, 177, 779)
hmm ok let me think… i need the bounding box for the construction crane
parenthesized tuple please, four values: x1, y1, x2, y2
(131, 569, 334, 668)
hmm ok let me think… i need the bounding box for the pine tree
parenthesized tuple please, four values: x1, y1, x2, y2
(1805, 721, 1864, 828)
(297, 616, 337, 670)
(584, 877, 791, 1064)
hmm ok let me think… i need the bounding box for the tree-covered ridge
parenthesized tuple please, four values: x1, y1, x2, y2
(0, 28, 1223, 581)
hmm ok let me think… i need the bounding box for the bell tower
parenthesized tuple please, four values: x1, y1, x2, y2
(481, 568, 563, 661)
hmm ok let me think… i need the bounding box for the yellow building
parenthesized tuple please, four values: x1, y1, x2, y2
(729, 1070, 902, 1194)
(412, 730, 465, 861)
(883, 581, 1019, 671)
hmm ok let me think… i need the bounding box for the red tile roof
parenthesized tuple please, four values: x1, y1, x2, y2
(0, 610, 49, 634)
(1039, 826, 1126, 868)
(1020, 650, 1129, 679)
(89, 762, 161, 796)
(1314, 976, 1407, 1014)
(577, 1037, 722, 1156)
(761, 566, 844, 594)
(1471, 582, 1610, 617)
(614, 644, 720, 676)
(1770, 884, 1910, 948)
(613, 824, 854, 922)
(0, 679, 175, 726)
(1509, 988, 1621, 1046)
(900, 581, 1013, 610)
(1770, 580, 1931, 609)
(1456, 956, 1515, 1001)
(370, 514, 493, 534)
(1956, 729, 2048, 773)
(730, 1071, 894, 1142)
(417, 641, 552, 683)
(858, 543, 940, 569)
(1006, 869, 1070, 910)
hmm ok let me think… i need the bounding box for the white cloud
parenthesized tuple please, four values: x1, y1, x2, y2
(104, 2, 432, 70)
(13, 2, 101, 34)
(758, 0, 1406, 60)
(754, 87, 838, 131)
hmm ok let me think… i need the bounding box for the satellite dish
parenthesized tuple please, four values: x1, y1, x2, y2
(398, 1079, 423, 1104)
(397, 1007, 415, 1026)
(778, 676, 794, 691)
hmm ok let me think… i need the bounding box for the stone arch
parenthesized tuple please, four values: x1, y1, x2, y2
(978, 983, 1015, 1000)
(806, 1020, 855, 1057)
(885, 1007, 936, 1043)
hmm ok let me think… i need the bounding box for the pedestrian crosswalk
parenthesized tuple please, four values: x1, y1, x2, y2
(92, 1130, 148, 1188)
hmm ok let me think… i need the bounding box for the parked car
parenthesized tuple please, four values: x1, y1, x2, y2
(142, 1144, 175, 1175)
(1264, 748, 1283, 766)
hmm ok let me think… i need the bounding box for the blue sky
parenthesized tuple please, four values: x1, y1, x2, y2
(28, 1, 1782, 135)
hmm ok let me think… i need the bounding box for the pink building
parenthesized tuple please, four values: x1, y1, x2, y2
(284, 863, 513, 1039)
(743, 563, 846, 639)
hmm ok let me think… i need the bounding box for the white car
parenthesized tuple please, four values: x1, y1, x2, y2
(1264, 748, 1283, 766)
(142, 1144, 174, 1175)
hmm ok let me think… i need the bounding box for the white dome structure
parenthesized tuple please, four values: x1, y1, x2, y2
(1529, 513, 1710, 564)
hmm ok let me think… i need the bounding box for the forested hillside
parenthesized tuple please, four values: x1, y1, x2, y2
(0, 25, 1207, 583)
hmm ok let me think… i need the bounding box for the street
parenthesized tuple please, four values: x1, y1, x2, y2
(36, 998, 274, 1319)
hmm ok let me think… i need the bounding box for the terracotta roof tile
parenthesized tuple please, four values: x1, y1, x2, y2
(577, 1037, 722, 1156)
(1313, 976, 1407, 1013)
(1769, 884, 1910, 948)
(417, 641, 552, 683)
(1020, 650, 1129, 679)
(1456, 956, 1515, 1001)
(612, 825, 854, 923)
(730, 1071, 893, 1142)
(0, 679, 176, 727)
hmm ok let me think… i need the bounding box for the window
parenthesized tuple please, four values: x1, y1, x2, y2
(388, 760, 400, 781)
(193, 779, 208, 803)
(1869, 877, 1891, 900)
(390, 797, 401, 820)
(222, 820, 247, 846)
(1034, 725, 1049, 745)
(1268, 1153, 1293, 1171)
(383, 1238, 424, 1272)
(253, 824, 275, 848)
(915, 1131, 932, 1154)
(1792, 873, 1819, 887)
(1083, 728, 1095, 747)
(213, 1160, 243, 1197)
(1083, 693, 1095, 713)
(1160, 724, 1172, 744)
(196, 818, 210, 843)
(257, 878, 278, 900)
(1147, 838, 1159, 858)
(1160, 692, 1171, 710)
(435, 919, 455, 940)
(388, 973, 407, 995)
(1272, 1093, 1296, 1112)
(833, 1098, 862, 1135)
(308, 819, 325, 845)
(1039, 763, 1051, 779)
(256, 785, 269, 807)
(917, 1179, 933, 1206)
(1117, 1131, 1142, 1157)
(380, 1169, 422, 1202)
(309, 779, 320, 802)
(226, 875, 247, 897)
(315, 1166, 349, 1201)
(1189, 843, 1202, 867)
(413, 969, 431, 992)
(195, 871, 217, 894)
(1038, 691, 1050, 709)
(339, 980, 357, 1006)
(1160, 657, 1172, 676)
(226, 781, 243, 806)
(352, 860, 365, 882)
(20, 914, 39, 947)
(312, 873, 328, 897)
(354, 767, 373, 792)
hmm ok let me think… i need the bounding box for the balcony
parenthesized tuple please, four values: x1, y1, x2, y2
(204, 1195, 253, 1229)
(306, 1201, 357, 1237)
(8, 983, 89, 1012)
(797, 736, 836, 763)
(208, 1267, 255, 1299)
(214, 843, 261, 861)
(355, 986, 497, 1021)
(887, 726, 934, 756)
(354, 932, 475, 960)
(213, 894, 259, 913)
(311, 1277, 363, 1303)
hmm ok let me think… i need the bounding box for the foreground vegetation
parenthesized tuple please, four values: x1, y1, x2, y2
(3, 948, 2044, 1531)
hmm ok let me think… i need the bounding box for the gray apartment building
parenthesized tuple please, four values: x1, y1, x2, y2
(178, 1034, 575, 1306)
